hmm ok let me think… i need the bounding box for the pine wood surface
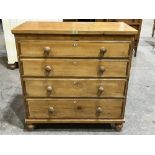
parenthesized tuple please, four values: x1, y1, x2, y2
(19, 40, 130, 58)
(12, 22, 137, 130)
(21, 59, 128, 77)
(12, 22, 137, 35)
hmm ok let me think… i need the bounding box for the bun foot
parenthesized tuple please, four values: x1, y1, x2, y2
(111, 123, 123, 132)
(114, 123, 123, 132)
(26, 124, 35, 131)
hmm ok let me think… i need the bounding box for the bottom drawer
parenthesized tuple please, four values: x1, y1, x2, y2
(27, 99, 123, 119)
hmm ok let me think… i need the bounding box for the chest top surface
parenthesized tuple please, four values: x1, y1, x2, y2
(12, 22, 137, 35)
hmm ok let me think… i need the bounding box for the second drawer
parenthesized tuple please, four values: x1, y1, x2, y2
(24, 78, 126, 97)
(21, 59, 128, 77)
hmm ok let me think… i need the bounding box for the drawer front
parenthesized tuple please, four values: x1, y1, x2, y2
(24, 79, 126, 97)
(20, 41, 130, 58)
(27, 99, 123, 119)
(22, 59, 128, 77)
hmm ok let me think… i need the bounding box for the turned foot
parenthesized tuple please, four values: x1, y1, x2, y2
(114, 123, 123, 132)
(26, 124, 35, 131)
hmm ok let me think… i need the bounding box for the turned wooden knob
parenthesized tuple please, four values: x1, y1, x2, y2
(77, 106, 82, 110)
(98, 86, 104, 93)
(100, 47, 107, 56)
(96, 107, 102, 114)
(27, 124, 35, 131)
(47, 86, 53, 92)
(99, 66, 105, 73)
(45, 65, 52, 72)
(43, 46, 51, 55)
(48, 107, 54, 113)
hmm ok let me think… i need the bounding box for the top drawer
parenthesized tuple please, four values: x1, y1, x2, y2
(19, 41, 131, 58)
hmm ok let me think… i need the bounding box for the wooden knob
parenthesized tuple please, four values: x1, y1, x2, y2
(48, 107, 54, 113)
(99, 66, 105, 73)
(77, 106, 82, 110)
(45, 65, 51, 72)
(96, 107, 102, 114)
(43, 46, 51, 55)
(100, 47, 107, 56)
(47, 86, 53, 92)
(98, 86, 104, 93)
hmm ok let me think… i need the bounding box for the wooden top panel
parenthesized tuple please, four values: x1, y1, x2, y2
(12, 22, 137, 35)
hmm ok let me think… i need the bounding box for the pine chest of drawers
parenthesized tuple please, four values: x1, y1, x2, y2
(12, 22, 137, 131)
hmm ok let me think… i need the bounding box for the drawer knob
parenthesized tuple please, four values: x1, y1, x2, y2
(96, 107, 102, 114)
(47, 86, 53, 92)
(100, 47, 107, 56)
(99, 66, 105, 73)
(77, 106, 82, 110)
(48, 107, 54, 113)
(44, 46, 51, 55)
(45, 65, 52, 72)
(98, 86, 104, 93)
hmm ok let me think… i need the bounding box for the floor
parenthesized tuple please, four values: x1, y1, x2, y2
(0, 20, 155, 134)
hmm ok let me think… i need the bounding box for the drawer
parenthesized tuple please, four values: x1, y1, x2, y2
(19, 41, 131, 58)
(24, 78, 126, 97)
(27, 99, 123, 119)
(21, 59, 128, 77)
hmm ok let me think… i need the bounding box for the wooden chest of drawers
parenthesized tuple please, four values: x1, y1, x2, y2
(12, 22, 137, 131)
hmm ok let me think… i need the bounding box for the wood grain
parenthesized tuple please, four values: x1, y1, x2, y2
(63, 19, 141, 57)
(25, 118, 125, 124)
(24, 78, 126, 97)
(27, 98, 123, 119)
(19, 41, 130, 58)
(12, 22, 136, 129)
(21, 59, 128, 77)
(12, 22, 137, 35)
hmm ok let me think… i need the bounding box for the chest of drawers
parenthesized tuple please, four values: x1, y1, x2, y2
(12, 22, 137, 131)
